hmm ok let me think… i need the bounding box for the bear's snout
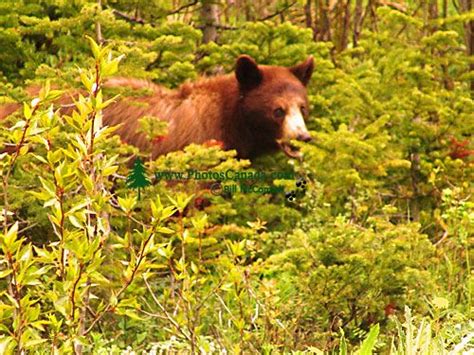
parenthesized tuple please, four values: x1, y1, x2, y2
(281, 104, 311, 142)
(297, 132, 312, 142)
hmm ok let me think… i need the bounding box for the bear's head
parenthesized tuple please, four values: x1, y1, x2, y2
(235, 55, 314, 158)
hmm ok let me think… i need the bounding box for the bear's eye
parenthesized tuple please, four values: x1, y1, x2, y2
(273, 108, 286, 120)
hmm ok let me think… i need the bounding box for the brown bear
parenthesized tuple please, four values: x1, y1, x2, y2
(1, 55, 314, 159)
(102, 55, 314, 159)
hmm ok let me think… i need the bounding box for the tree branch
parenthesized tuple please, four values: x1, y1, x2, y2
(168, 0, 199, 16)
(111, 9, 145, 24)
(258, 1, 298, 21)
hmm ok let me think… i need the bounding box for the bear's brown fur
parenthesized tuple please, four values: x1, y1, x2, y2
(103, 55, 314, 159)
(1, 55, 314, 159)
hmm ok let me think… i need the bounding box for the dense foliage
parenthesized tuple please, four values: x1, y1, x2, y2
(0, 0, 472, 353)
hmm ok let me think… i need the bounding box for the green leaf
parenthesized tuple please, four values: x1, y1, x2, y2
(24, 339, 48, 348)
(339, 328, 347, 355)
(432, 297, 449, 309)
(86, 35, 101, 59)
(103, 165, 118, 176)
(68, 215, 83, 229)
(0, 269, 12, 278)
(80, 71, 93, 92)
(3, 222, 19, 249)
(157, 226, 174, 234)
(359, 324, 379, 355)
(23, 103, 32, 120)
(118, 196, 137, 213)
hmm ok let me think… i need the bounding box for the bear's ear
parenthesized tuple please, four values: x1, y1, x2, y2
(235, 55, 263, 90)
(290, 56, 314, 86)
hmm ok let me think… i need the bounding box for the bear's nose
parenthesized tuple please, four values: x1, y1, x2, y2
(297, 132, 312, 142)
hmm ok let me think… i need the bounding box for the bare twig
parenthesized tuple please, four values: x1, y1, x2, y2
(434, 230, 449, 246)
(167, 0, 199, 16)
(111, 9, 145, 24)
(96, 0, 103, 43)
(143, 276, 192, 341)
(258, 1, 297, 21)
(195, 24, 238, 30)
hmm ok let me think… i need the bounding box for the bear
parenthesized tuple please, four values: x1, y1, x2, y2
(102, 55, 314, 159)
(1, 55, 314, 159)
